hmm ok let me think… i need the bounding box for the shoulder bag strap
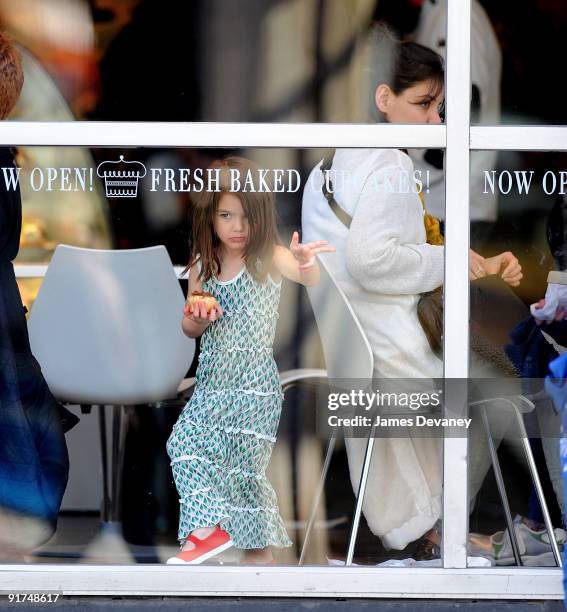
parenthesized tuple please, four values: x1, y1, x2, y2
(321, 153, 352, 229)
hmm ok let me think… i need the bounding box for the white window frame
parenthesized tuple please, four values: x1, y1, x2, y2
(3, 0, 564, 600)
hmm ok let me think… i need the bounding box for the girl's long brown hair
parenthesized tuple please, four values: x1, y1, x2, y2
(185, 156, 281, 282)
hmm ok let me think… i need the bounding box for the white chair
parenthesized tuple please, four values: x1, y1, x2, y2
(299, 254, 374, 565)
(301, 255, 562, 568)
(28, 245, 196, 535)
(470, 395, 562, 567)
(28, 244, 326, 560)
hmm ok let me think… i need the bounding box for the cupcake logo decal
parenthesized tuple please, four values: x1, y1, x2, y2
(96, 155, 147, 198)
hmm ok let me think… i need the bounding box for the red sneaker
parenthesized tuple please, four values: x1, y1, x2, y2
(166, 527, 233, 565)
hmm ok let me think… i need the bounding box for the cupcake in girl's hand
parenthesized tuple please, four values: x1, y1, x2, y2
(187, 290, 219, 313)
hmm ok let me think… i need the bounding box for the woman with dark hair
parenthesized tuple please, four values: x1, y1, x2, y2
(302, 30, 521, 557)
(0, 32, 73, 555)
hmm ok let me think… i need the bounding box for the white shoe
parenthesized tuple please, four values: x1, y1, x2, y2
(513, 516, 565, 566)
(469, 516, 565, 566)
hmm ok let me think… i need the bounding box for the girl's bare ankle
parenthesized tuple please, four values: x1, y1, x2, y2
(193, 526, 216, 539)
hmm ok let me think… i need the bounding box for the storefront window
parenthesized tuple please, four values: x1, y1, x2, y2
(469, 1, 567, 125)
(2, 0, 446, 124)
(468, 150, 567, 568)
(1, 0, 565, 603)
(6, 145, 447, 568)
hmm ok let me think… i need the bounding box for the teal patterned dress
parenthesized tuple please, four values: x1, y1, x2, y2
(166, 265, 292, 549)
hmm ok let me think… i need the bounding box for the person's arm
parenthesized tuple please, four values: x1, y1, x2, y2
(181, 264, 223, 338)
(345, 166, 444, 295)
(469, 249, 487, 280)
(271, 232, 335, 287)
(482, 251, 523, 287)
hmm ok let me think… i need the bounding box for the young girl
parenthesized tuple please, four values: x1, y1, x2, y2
(166, 156, 334, 565)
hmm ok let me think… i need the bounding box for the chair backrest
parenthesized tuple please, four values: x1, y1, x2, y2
(28, 245, 195, 405)
(306, 255, 374, 385)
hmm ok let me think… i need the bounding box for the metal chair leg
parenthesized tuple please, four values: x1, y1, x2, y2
(111, 406, 129, 524)
(512, 404, 563, 568)
(98, 405, 110, 523)
(480, 405, 523, 565)
(99, 405, 129, 525)
(345, 425, 376, 566)
(298, 433, 336, 565)
(111, 406, 121, 523)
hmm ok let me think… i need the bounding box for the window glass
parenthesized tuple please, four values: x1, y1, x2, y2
(468, 0, 567, 125)
(2, 0, 445, 124)
(4, 146, 445, 566)
(467, 150, 567, 568)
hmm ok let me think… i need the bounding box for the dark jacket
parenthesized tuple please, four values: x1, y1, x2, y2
(0, 147, 71, 539)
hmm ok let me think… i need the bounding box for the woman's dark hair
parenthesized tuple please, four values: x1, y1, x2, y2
(364, 24, 444, 122)
(391, 41, 444, 99)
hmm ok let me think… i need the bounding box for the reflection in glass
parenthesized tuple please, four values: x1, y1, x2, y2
(467, 151, 567, 568)
(5, 146, 448, 566)
(470, 0, 567, 125)
(0, 0, 453, 124)
(409, 0, 499, 227)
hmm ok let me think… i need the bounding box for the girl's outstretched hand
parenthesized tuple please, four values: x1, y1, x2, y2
(289, 231, 335, 272)
(183, 300, 223, 322)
